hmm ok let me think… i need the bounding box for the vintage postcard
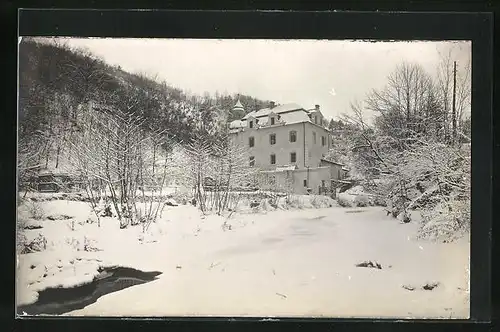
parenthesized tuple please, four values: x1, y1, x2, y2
(16, 37, 471, 318)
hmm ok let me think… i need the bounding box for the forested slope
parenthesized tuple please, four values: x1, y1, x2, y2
(18, 38, 269, 173)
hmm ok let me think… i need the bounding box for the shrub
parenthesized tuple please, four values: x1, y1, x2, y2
(17, 232, 28, 254)
(23, 219, 43, 230)
(310, 196, 320, 208)
(20, 233, 47, 254)
(170, 191, 190, 206)
(27, 200, 45, 220)
(337, 194, 354, 207)
(372, 195, 388, 207)
(16, 216, 27, 254)
(83, 236, 101, 252)
(310, 195, 335, 208)
(259, 199, 275, 211)
(354, 195, 370, 207)
(417, 199, 470, 241)
(66, 237, 81, 251)
(301, 197, 314, 209)
(277, 197, 288, 210)
(286, 195, 301, 209)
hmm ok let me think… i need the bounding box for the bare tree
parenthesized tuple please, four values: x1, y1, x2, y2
(435, 47, 471, 144)
(185, 131, 258, 215)
(341, 100, 398, 176)
(339, 61, 471, 239)
(61, 48, 114, 106)
(42, 92, 77, 169)
(186, 134, 214, 214)
(404, 137, 471, 239)
(213, 137, 256, 214)
(68, 102, 113, 227)
(366, 62, 442, 141)
(69, 100, 167, 229)
(18, 135, 45, 196)
(136, 127, 170, 232)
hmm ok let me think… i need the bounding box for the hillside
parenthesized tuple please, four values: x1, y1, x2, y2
(18, 37, 269, 174)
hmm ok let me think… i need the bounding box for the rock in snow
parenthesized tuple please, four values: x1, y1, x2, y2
(165, 199, 179, 207)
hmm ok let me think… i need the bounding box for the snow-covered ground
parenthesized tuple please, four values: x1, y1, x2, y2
(16, 197, 470, 319)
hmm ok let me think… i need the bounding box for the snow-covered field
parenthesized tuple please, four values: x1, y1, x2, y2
(16, 196, 470, 319)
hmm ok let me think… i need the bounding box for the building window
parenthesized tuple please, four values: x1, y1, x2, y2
(289, 130, 297, 142)
(303, 179, 307, 187)
(249, 136, 254, 147)
(270, 154, 276, 165)
(249, 120, 253, 128)
(270, 117, 275, 125)
(270, 133, 276, 145)
(338, 170, 341, 179)
(290, 152, 297, 163)
(315, 116, 318, 124)
(249, 156, 255, 167)
(321, 136, 326, 146)
(313, 132, 317, 144)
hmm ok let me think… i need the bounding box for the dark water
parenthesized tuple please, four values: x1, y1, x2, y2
(17, 266, 162, 315)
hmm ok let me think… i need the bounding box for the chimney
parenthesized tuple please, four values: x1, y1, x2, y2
(269, 101, 276, 109)
(315, 104, 320, 111)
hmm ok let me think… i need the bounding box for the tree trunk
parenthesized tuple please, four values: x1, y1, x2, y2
(55, 144, 61, 169)
(452, 61, 457, 145)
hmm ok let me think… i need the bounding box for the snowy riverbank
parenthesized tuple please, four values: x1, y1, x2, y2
(17, 197, 470, 318)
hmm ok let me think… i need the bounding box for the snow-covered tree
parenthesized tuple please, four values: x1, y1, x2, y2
(337, 60, 471, 240)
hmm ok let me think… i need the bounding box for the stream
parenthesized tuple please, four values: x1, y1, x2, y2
(18, 266, 162, 315)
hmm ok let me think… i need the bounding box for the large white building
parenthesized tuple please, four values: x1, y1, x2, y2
(229, 100, 347, 194)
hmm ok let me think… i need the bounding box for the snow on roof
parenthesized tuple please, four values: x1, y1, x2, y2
(231, 108, 310, 129)
(38, 169, 75, 177)
(229, 120, 245, 129)
(232, 109, 311, 129)
(232, 103, 329, 129)
(233, 99, 244, 110)
(333, 179, 352, 184)
(279, 110, 311, 125)
(275, 165, 298, 172)
(320, 159, 345, 166)
(257, 117, 268, 126)
(241, 111, 256, 119)
(260, 165, 298, 173)
(242, 103, 304, 120)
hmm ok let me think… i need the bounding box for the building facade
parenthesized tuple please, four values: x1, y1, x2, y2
(229, 100, 347, 195)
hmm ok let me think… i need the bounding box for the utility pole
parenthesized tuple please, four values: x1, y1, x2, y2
(452, 61, 457, 145)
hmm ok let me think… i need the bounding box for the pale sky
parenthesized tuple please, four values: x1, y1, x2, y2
(56, 38, 471, 120)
